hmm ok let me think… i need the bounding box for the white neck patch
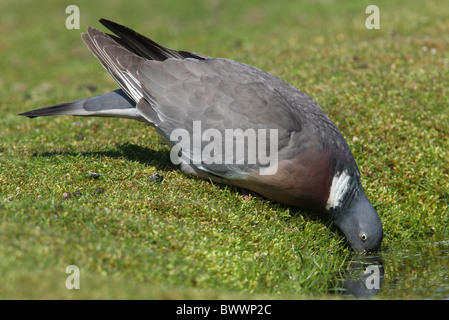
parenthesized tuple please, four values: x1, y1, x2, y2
(326, 170, 351, 210)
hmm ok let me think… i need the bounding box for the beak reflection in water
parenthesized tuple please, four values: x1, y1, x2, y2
(330, 254, 384, 298)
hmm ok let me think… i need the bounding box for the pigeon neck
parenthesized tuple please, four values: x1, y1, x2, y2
(325, 168, 361, 213)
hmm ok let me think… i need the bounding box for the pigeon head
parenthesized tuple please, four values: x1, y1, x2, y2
(332, 192, 383, 253)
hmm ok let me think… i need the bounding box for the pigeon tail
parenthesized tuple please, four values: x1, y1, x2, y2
(18, 89, 144, 121)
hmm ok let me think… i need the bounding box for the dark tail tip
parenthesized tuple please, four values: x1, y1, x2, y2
(18, 111, 37, 118)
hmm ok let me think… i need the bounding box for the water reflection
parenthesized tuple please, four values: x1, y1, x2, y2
(331, 237, 449, 299)
(378, 239, 449, 299)
(332, 254, 384, 298)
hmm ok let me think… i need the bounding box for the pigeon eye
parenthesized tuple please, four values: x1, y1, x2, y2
(360, 233, 367, 242)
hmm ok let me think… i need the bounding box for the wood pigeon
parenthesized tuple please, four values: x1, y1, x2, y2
(19, 19, 383, 252)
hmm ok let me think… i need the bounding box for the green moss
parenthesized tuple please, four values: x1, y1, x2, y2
(1, 0, 448, 299)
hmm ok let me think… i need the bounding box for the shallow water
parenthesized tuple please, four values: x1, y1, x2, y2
(332, 238, 449, 299)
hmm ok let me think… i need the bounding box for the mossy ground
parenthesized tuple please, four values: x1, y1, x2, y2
(1, 0, 448, 299)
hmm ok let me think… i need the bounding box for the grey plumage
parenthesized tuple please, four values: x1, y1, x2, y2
(20, 89, 141, 120)
(19, 19, 382, 252)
